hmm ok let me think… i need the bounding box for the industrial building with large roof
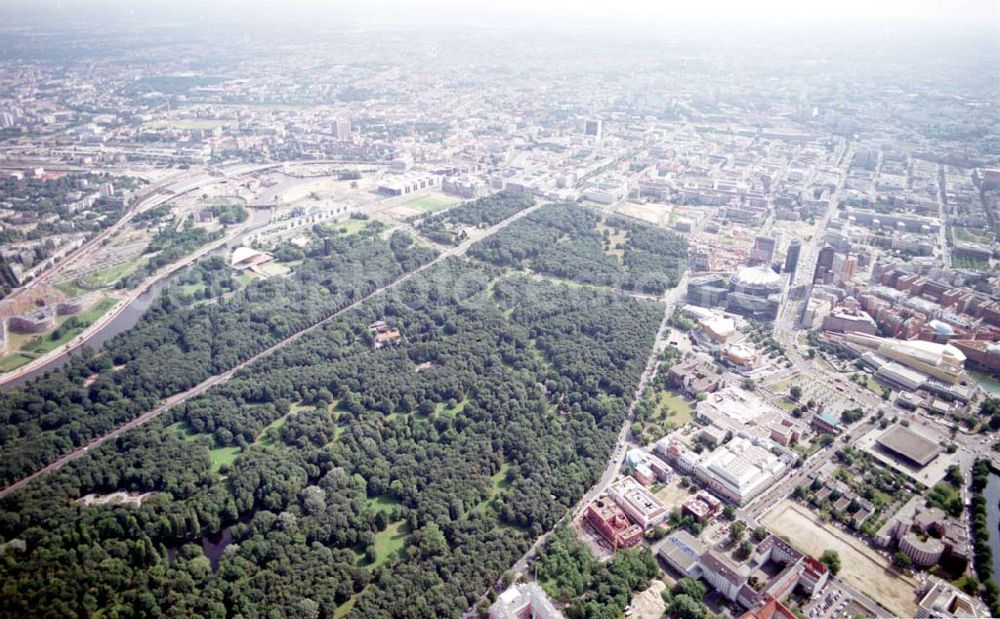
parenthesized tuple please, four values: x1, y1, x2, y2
(875, 425, 943, 467)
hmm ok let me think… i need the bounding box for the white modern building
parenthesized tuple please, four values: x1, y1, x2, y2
(607, 476, 668, 528)
(490, 582, 563, 619)
(694, 437, 787, 505)
(582, 174, 628, 204)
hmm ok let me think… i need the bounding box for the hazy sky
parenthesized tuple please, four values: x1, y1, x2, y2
(3, 0, 997, 29)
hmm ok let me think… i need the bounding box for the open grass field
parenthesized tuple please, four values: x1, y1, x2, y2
(257, 263, 291, 277)
(653, 390, 694, 427)
(235, 272, 257, 287)
(434, 398, 467, 416)
(330, 218, 371, 236)
(254, 411, 294, 449)
(404, 194, 456, 214)
(367, 520, 408, 569)
(54, 279, 89, 298)
(761, 500, 917, 617)
(0, 352, 36, 372)
(654, 478, 693, 509)
(80, 257, 146, 288)
(366, 495, 403, 514)
(332, 586, 368, 619)
(209, 445, 242, 474)
(167, 421, 201, 441)
(176, 283, 208, 297)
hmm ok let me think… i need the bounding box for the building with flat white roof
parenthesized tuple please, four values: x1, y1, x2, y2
(607, 475, 668, 528)
(377, 172, 440, 196)
(490, 582, 564, 619)
(917, 578, 989, 618)
(694, 437, 787, 505)
(696, 387, 784, 432)
(699, 315, 737, 344)
(582, 174, 628, 204)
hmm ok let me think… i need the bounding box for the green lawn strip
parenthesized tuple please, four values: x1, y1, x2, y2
(0, 352, 38, 372)
(654, 390, 693, 426)
(332, 586, 368, 619)
(471, 461, 513, 516)
(167, 421, 201, 442)
(356, 520, 409, 569)
(54, 280, 88, 297)
(365, 495, 403, 514)
(330, 218, 370, 236)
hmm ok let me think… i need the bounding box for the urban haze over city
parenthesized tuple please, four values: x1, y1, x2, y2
(0, 1, 997, 617)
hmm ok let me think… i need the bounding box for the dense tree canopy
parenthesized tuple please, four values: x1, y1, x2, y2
(416, 191, 535, 245)
(467, 203, 687, 293)
(0, 229, 437, 486)
(0, 253, 665, 617)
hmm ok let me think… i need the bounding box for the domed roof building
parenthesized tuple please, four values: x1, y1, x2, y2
(731, 265, 784, 296)
(685, 264, 787, 321)
(927, 319, 955, 337)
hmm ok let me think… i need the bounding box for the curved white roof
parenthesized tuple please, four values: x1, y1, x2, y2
(231, 246, 264, 266)
(733, 265, 782, 288)
(885, 338, 966, 366)
(928, 320, 955, 336)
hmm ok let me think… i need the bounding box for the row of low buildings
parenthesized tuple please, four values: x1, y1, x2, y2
(2, 291, 103, 335)
(816, 331, 974, 403)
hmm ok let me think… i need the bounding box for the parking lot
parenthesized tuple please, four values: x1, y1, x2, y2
(803, 581, 881, 619)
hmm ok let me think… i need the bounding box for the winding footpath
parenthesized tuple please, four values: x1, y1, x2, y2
(0, 200, 546, 498)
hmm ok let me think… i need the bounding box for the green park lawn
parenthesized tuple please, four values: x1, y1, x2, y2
(366, 495, 403, 514)
(405, 194, 454, 213)
(0, 352, 37, 372)
(367, 520, 409, 569)
(209, 445, 242, 474)
(654, 390, 694, 426)
(80, 257, 146, 288)
(331, 218, 371, 236)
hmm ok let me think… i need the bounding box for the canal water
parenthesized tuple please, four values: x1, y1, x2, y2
(972, 371, 1000, 398)
(2, 209, 272, 391)
(985, 473, 1000, 584)
(166, 526, 236, 571)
